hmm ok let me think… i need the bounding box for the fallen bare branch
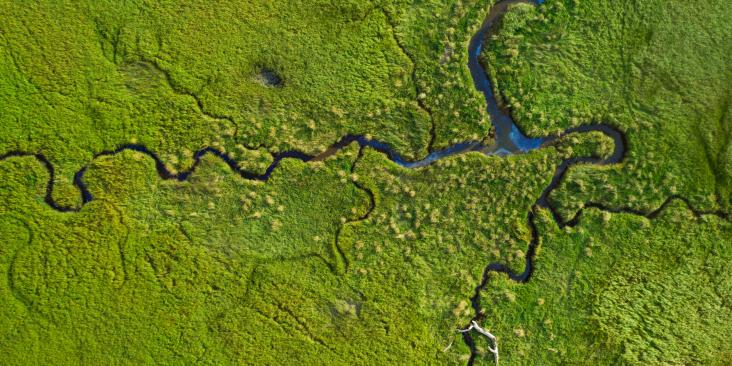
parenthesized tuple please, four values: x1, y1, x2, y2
(458, 320, 499, 365)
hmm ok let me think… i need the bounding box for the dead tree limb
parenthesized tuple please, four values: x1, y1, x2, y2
(458, 320, 499, 365)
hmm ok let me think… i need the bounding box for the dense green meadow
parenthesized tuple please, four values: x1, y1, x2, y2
(0, 0, 494, 207)
(479, 205, 731, 365)
(1, 0, 730, 365)
(483, 0, 732, 217)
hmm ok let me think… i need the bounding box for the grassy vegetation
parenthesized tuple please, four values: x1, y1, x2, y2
(384, 0, 495, 148)
(483, 0, 732, 216)
(476, 204, 731, 365)
(340, 147, 565, 361)
(1, 141, 592, 364)
(0, 0, 498, 206)
(1, 0, 731, 364)
(551, 130, 615, 161)
(0, 147, 371, 364)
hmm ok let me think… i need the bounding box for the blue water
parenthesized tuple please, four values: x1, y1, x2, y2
(465, 0, 551, 155)
(510, 125, 545, 151)
(334, 0, 551, 167)
(9, 0, 623, 222)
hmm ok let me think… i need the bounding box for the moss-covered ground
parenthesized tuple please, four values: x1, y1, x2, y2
(1, 0, 730, 365)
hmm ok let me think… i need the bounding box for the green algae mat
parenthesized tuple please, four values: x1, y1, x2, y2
(1, 0, 731, 364)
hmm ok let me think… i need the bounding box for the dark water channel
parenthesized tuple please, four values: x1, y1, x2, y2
(1, 0, 626, 364)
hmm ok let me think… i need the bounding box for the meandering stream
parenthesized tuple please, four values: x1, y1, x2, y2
(0, 0, 635, 364)
(3, 0, 729, 363)
(1, 0, 624, 207)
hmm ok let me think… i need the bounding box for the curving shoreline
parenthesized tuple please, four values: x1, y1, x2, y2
(458, 1, 726, 365)
(0, 0, 727, 364)
(468, 0, 547, 153)
(0, 0, 622, 213)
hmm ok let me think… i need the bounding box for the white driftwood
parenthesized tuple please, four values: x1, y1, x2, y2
(458, 320, 499, 365)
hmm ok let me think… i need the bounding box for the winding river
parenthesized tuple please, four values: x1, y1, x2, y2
(0, 0, 624, 207)
(3, 0, 729, 364)
(0, 0, 637, 364)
